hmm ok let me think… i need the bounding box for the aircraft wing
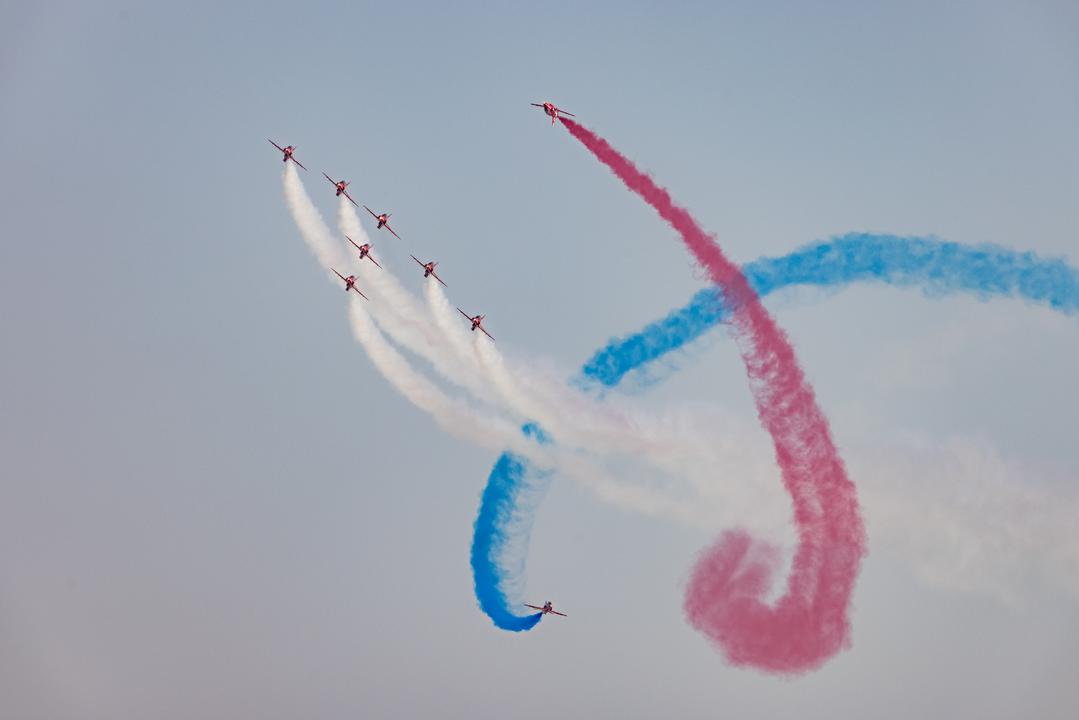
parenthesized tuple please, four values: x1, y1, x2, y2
(350, 285, 369, 301)
(523, 604, 544, 611)
(431, 270, 448, 288)
(479, 326, 495, 342)
(268, 139, 285, 152)
(385, 224, 402, 241)
(346, 235, 362, 251)
(341, 189, 359, 207)
(291, 157, 308, 171)
(365, 254, 382, 269)
(560, 110, 576, 117)
(457, 308, 473, 321)
(550, 610, 567, 617)
(363, 205, 379, 220)
(331, 268, 347, 282)
(323, 172, 335, 184)
(530, 103, 544, 108)
(410, 254, 425, 268)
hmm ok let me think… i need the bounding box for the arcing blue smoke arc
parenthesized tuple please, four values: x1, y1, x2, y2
(583, 233, 1079, 388)
(471, 233, 1079, 632)
(470, 422, 551, 631)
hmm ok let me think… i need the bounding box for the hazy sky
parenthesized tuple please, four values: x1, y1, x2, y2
(2, 2, 1078, 718)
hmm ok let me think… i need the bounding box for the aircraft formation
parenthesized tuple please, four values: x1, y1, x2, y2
(274, 96, 1079, 671)
(271, 100, 578, 610)
(267, 100, 577, 352)
(270, 106, 577, 619)
(268, 139, 496, 337)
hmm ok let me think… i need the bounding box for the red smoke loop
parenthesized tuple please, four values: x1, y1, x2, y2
(561, 116, 866, 674)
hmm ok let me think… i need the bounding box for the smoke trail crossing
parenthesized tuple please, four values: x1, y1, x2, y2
(287, 168, 709, 519)
(471, 229, 1079, 652)
(281, 146, 1079, 660)
(583, 233, 1079, 388)
(557, 116, 866, 673)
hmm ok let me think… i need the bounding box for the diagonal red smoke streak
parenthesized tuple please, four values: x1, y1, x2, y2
(560, 116, 866, 674)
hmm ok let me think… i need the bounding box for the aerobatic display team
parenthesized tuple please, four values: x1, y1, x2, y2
(273, 102, 1079, 676)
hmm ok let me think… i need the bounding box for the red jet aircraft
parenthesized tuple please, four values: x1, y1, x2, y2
(362, 205, 402, 240)
(346, 235, 382, 268)
(322, 172, 358, 207)
(331, 268, 369, 299)
(530, 101, 575, 125)
(457, 308, 494, 341)
(268, 139, 307, 170)
(410, 254, 447, 287)
(525, 601, 567, 617)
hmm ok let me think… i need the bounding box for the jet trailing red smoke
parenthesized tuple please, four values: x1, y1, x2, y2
(559, 115, 866, 674)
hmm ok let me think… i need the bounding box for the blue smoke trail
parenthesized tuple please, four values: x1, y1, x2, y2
(583, 233, 1079, 387)
(470, 423, 550, 631)
(471, 234, 1079, 630)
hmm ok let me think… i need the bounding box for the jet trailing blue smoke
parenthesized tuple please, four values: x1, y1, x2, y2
(470, 423, 551, 631)
(471, 234, 1079, 631)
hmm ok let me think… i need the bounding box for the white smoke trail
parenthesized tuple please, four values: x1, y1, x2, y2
(336, 199, 445, 359)
(425, 280, 479, 370)
(467, 327, 769, 518)
(308, 199, 729, 480)
(471, 327, 550, 425)
(277, 169, 629, 494)
(285, 166, 705, 517)
(281, 163, 543, 458)
(643, 423, 1079, 603)
(849, 438, 1079, 603)
(283, 162, 1079, 606)
(333, 197, 511, 408)
(423, 280, 503, 405)
(461, 300, 1079, 604)
(344, 296, 539, 454)
(426, 277, 678, 466)
(282, 165, 682, 503)
(467, 328, 662, 454)
(282, 164, 347, 274)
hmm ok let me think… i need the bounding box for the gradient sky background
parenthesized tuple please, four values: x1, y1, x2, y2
(3, 1, 1078, 718)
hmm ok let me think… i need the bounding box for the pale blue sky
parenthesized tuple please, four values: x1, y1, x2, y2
(2, 2, 1078, 718)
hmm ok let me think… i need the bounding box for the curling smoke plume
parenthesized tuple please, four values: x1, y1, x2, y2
(560, 116, 865, 674)
(283, 155, 1079, 655)
(470, 231, 1079, 640)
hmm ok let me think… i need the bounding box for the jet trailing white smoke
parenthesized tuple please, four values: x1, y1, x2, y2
(282, 164, 541, 457)
(281, 161, 1079, 606)
(282, 163, 347, 274)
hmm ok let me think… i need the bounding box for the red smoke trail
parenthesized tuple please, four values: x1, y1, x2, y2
(559, 116, 866, 674)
